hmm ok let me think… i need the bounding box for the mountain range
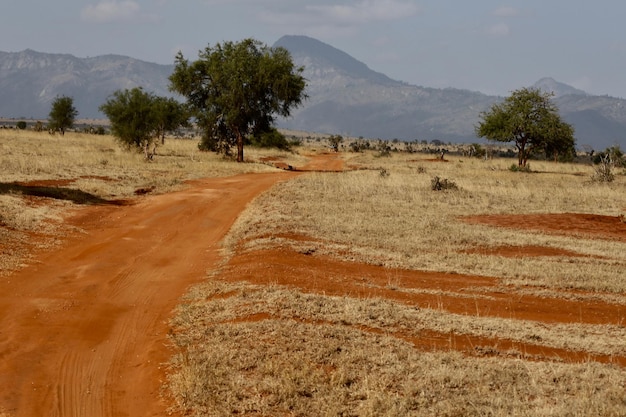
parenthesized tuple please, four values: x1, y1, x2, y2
(1, 36, 625, 150)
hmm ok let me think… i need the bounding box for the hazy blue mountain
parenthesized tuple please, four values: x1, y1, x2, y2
(0, 49, 174, 119)
(1, 39, 625, 149)
(533, 77, 588, 98)
(274, 35, 497, 143)
(274, 35, 625, 149)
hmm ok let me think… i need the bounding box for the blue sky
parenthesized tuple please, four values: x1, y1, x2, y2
(2, 0, 625, 98)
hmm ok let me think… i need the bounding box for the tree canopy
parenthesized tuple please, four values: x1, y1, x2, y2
(48, 95, 78, 135)
(99, 87, 188, 160)
(475, 87, 575, 167)
(152, 96, 190, 144)
(169, 38, 307, 162)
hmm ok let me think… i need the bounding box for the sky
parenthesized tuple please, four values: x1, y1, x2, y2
(2, 0, 625, 98)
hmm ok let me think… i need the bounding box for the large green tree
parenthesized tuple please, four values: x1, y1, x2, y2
(169, 38, 307, 162)
(48, 95, 78, 135)
(99, 87, 188, 160)
(476, 87, 575, 167)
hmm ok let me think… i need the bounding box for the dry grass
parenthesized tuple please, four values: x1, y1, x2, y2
(226, 152, 626, 293)
(0, 129, 290, 273)
(3, 131, 626, 415)
(165, 149, 626, 416)
(168, 280, 626, 416)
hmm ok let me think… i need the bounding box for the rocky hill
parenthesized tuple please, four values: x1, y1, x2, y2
(273, 35, 497, 143)
(1, 39, 625, 149)
(274, 35, 626, 149)
(0, 49, 173, 119)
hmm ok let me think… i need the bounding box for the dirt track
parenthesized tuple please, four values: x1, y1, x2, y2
(1, 152, 624, 416)
(0, 166, 302, 416)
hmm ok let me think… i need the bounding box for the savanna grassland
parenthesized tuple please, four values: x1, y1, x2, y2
(0, 129, 294, 273)
(167, 145, 626, 416)
(1, 129, 626, 416)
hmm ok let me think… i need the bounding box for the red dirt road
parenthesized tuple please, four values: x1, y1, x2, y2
(0, 170, 297, 417)
(1, 152, 624, 415)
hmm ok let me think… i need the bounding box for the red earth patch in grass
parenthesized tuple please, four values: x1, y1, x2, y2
(219, 247, 626, 326)
(221, 313, 626, 367)
(214, 240, 626, 367)
(461, 245, 601, 258)
(80, 175, 117, 182)
(463, 213, 626, 242)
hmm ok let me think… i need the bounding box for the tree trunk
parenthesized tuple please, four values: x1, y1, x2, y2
(516, 141, 526, 167)
(235, 128, 244, 162)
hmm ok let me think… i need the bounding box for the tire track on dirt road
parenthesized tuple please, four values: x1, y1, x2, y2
(0, 167, 306, 417)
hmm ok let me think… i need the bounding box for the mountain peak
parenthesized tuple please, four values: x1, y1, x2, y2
(533, 77, 588, 97)
(273, 35, 397, 86)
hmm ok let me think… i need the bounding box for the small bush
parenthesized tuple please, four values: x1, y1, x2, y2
(592, 155, 615, 183)
(328, 135, 343, 152)
(431, 176, 458, 191)
(349, 140, 370, 153)
(376, 140, 392, 157)
(288, 136, 302, 147)
(509, 164, 532, 173)
(16, 121, 27, 130)
(469, 143, 486, 158)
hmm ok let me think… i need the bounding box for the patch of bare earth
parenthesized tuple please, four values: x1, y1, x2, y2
(463, 213, 626, 242)
(214, 244, 626, 366)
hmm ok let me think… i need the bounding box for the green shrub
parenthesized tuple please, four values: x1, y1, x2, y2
(251, 128, 290, 150)
(469, 143, 486, 158)
(509, 163, 532, 173)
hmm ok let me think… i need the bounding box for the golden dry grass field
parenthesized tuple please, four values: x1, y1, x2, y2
(1, 129, 626, 416)
(168, 145, 626, 416)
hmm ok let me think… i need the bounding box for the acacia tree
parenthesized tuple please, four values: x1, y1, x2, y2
(152, 96, 189, 144)
(48, 95, 78, 135)
(476, 87, 575, 167)
(100, 87, 187, 160)
(169, 38, 307, 162)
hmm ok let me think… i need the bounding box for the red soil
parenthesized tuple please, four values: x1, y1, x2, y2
(464, 213, 626, 242)
(0, 170, 299, 416)
(1, 152, 624, 416)
(462, 244, 600, 258)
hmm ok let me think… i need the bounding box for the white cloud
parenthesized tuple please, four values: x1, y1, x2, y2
(486, 23, 510, 37)
(307, 0, 420, 24)
(81, 1, 141, 22)
(257, 0, 420, 39)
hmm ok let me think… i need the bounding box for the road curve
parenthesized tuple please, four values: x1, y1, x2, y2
(0, 170, 296, 417)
